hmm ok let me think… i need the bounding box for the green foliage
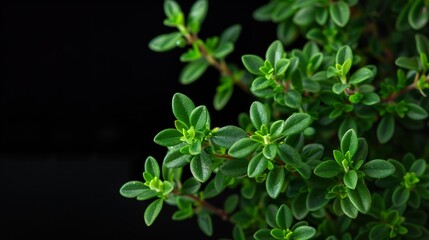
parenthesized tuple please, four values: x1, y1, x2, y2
(120, 0, 429, 239)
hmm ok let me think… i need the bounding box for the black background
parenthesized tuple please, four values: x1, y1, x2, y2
(2, 1, 276, 239)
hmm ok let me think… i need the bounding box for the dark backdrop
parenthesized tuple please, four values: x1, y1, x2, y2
(1, 1, 276, 239)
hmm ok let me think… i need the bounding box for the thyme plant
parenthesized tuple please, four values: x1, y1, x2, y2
(120, 0, 429, 239)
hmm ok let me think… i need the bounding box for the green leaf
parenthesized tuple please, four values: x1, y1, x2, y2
(228, 138, 260, 158)
(250, 101, 270, 130)
(153, 128, 182, 147)
(292, 226, 316, 240)
(330, 1, 350, 27)
(361, 159, 395, 178)
(314, 160, 342, 178)
(292, 193, 309, 220)
(214, 76, 233, 110)
(242, 54, 264, 75)
(408, 0, 428, 30)
(369, 224, 390, 240)
(275, 58, 290, 76)
(293, 7, 315, 26)
(211, 125, 248, 148)
(148, 32, 182, 52)
(172, 92, 195, 125)
(416, 33, 429, 56)
(219, 24, 242, 44)
(263, 144, 278, 160)
(266, 167, 286, 199)
(197, 211, 213, 236)
(349, 67, 374, 85)
(332, 82, 348, 94)
(181, 177, 201, 194)
(406, 103, 428, 120)
(284, 113, 313, 135)
(220, 158, 248, 177)
(361, 92, 380, 105)
(179, 58, 210, 84)
(187, 0, 208, 33)
(301, 143, 324, 161)
(224, 194, 239, 214)
(190, 105, 209, 131)
(248, 152, 268, 178)
(340, 197, 359, 218)
(410, 158, 426, 176)
(395, 56, 420, 71)
(119, 181, 147, 198)
(392, 186, 410, 206)
(352, 138, 368, 162)
(213, 42, 234, 58)
(377, 114, 395, 144)
(276, 204, 293, 229)
(144, 199, 164, 226)
(163, 145, 192, 168)
(341, 128, 358, 158)
(253, 229, 275, 240)
(336, 45, 353, 65)
(144, 157, 160, 179)
(347, 180, 371, 213)
(306, 188, 330, 211)
(278, 144, 303, 168)
(284, 89, 302, 109)
(190, 151, 212, 182)
(252, 0, 276, 21)
(164, 0, 182, 20)
(266, 40, 284, 66)
(344, 170, 358, 189)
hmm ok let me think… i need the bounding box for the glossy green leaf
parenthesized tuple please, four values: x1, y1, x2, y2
(119, 181, 147, 198)
(344, 170, 358, 189)
(276, 204, 293, 229)
(330, 1, 350, 27)
(369, 224, 390, 240)
(332, 82, 348, 94)
(211, 125, 248, 148)
(408, 0, 428, 30)
(266, 167, 285, 199)
(163, 145, 192, 168)
(392, 186, 410, 206)
(292, 226, 316, 240)
(214, 76, 233, 110)
(377, 114, 395, 144)
(213, 42, 234, 58)
(248, 152, 268, 178)
(148, 32, 182, 52)
(410, 158, 426, 176)
(416, 33, 429, 56)
(341, 128, 358, 158)
(187, 0, 208, 33)
(301, 143, 324, 161)
(228, 138, 260, 158)
(284, 113, 312, 136)
(263, 144, 278, 160)
(219, 24, 242, 44)
(136, 189, 158, 201)
(180, 177, 201, 194)
(190, 105, 209, 131)
(275, 58, 290, 76)
(306, 188, 330, 211)
(220, 158, 248, 177)
(347, 180, 371, 213)
(341, 197, 359, 218)
(293, 7, 315, 26)
(144, 156, 161, 178)
(292, 193, 309, 220)
(314, 160, 342, 178)
(197, 211, 213, 236)
(406, 103, 428, 120)
(250, 101, 270, 130)
(361, 92, 380, 105)
(153, 128, 182, 147)
(284, 89, 302, 109)
(349, 67, 374, 85)
(266, 40, 284, 66)
(395, 56, 420, 71)
(172, 92, 195, 125)
(361, 159, 395, 178)
(278, 143, 303, 168)
(179, 58, 209, 84)
(190, 151, 212, 182)
(335, 45, 353, 65)
(164, 0, 182, 20)
(144, 199, 164, 226)
(253, 229, 275, 240)
(242, 54, 264, 75)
